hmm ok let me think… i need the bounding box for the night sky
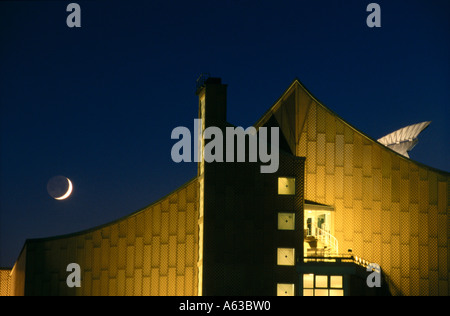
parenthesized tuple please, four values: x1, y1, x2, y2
(0, 0, 448, 268)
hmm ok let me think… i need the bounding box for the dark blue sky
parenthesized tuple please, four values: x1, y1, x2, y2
(0, 0, 449, 267)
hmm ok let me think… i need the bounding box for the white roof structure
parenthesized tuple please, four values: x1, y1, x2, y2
(377, 121, 431, 158)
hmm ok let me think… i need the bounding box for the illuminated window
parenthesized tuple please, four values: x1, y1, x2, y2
(303, 274, 314, 289)
(278, 177, 295, 195)
(302, 274, 344, 296)
(330, 275, 343, 288)
(278, 213, 295, 230)
(315, 275, 328, 288)
(277, 283, 295, 296)
(277, 248, 295, 266)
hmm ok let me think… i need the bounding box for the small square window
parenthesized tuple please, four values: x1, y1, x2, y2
(329, 289, 344, 296)
(314, 289, 329, 296)
(315, 275, 328, 288)
(277, 283, 295, 296)
(278, 213, 295, 230)
(303, 289, 314, 296)
(303, 274, 314, 289)
(330, 276, 343, 288)
(278, 177, 295, 195)
(277, 248, 295, 266)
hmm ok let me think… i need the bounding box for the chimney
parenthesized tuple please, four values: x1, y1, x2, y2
(196, 76, 227, 128)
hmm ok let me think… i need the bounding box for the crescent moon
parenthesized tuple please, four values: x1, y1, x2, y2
(54, 178, 73, 200)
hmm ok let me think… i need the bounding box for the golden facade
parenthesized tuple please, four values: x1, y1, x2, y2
(2, 78, 449, 296)
(261, 80, 449, 296)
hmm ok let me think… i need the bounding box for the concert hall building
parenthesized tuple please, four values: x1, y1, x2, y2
(1, 77, 449, 296)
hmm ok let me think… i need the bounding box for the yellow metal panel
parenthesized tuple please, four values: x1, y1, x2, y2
(150, 268, 159, 296)
(317, 133, 326, 166)
(382, 177, 391, 210)
(136, 213, 145, 237)
(160, 244, 169, 276)
(161, 212, 169, 244)
(371, 144, 382, 170)
(127, 217, 136, 245)
(325, 173, 334, 206)
(297, 131, 307, 156)
(143, 245, 152, 277)
(126, 245, 135, 277)
(135, 237, 144, 269)
(437, 213, 447, 247)
(168, 268, 176, 296)
(335, 134, 344, 167)
(437, 181, 447, 214)
(419, 211, 429, 246)
(134, 269, 143, 296)
(419, 245, 429, 279)
(353, 200, 363, 233)
(143, 209, 153, 244)
(169, 204, 178, 236)
(186, 203, 196, 235)
(391, 170, 400, 203)
(184, 267, 194, 296)
(325, 142, 335, 175)
(316, 165, 325, 199)
(110, 223, 119, 247)
(343, 175, 353, 208)
(343, 144, 353, 176)
(307, 141, 316, 174)
(317, 106, 327, 134)
(372, 169, 383, 201)
(410, 203, 419, 237)
(176, 275, 185, 296)
(391, 203, 400, 236)
(186, 234, 195, 267)
(429, 237, 438, 271)
(307, 102, 317, 141)
(352, 134, 363, 169)
(352, 168, 362, 201)
(381, 150, 391, 179)
(177, 211, 187, 243)
(152, 204, 161, 236)
(325, 112, 336, 143)
(119, 219, 127, 238)
(344, 125, 353, 144)
(306, 172, 316, 201)
(108, 278, 117, 296)
(100, 270, 109, 296)
(391, 235, 401, 268)
(101, 238, 110, 270)
(372, 201, 382, 235)
(169, 235, 177, 268)
(381, 209, 391, 244)
(438, 246, 448, 279)
(142, 277, 151, 296)
(152, 236, 160, 268)
(92, 245, 101, 279)
(400, 210, 410, 245)
(362, 175, 373, 209)
(159, 275, 168, 296)
(118, 238, 126, 269)
(109, 246, 118, 278)
(363, 144, 372, 177)
(334, 167, 344, 199)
